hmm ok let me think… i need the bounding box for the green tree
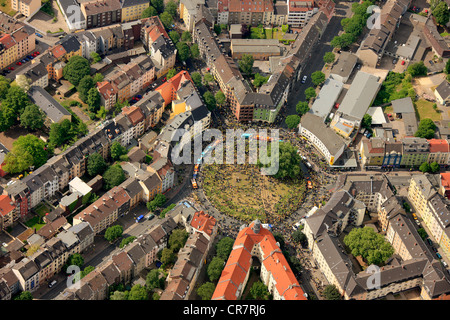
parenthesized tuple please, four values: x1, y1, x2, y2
(160, 247, 176, 266)
(63, 56, 91, 86)
(215, 91, 226, 107)
(87, 87, 101, 113)
(419, 162, 431, 173)
(445, 59, 450, 74)
(330, 33, 355, 49)
(90, 52, 101, 63)
(361, 114, 372, 129)
(166, 68, 177, 80)
(14, 291, 33, 300)
(197, 282, 215, 300)
(160, 11, 174, 29)
(96, 106, 107, 120)
(343, 226, 394, 266)
(191, 72, 203, 88)
(207, 256, 225, 282)
(216, 237, 234, 260)
(311, 71, 325, 86)
(142, 5, 157, 18)
(165, 0, 178, 18)
(433, 1, 450, 26)
(20, 104, 45, 130)
(103, 164, 126, 190)
(168, 30, 180, 44)
(4, 134, 48, 174)
(68, 253, 84, 268)
(203, 91, 216, 111)
(181, 30, 192, 43)
(93, 73, 104, 84)
(110, 141, 128, 161)
(304, 87, 317, 101)
(87, 152, 107, 176)
(110, 291, 129, 300)
(49, 119, 75, 147)
(323, 285, 341, 300)
(431, 161, 440, 173)
(253, 73, 269, 87)
(296, 101, 309, 116)
(249, 281, 269, 300)
(176, 41, 190, 61)
(417, 228, 428, 240)
(147, 193, 167, 212)
(285, 114, 301, 129)
(407, 61, 427, 77)
(120, 236, 137, 248)
(415, 118, 436, 139)
(239, 54, 254, 77)
(292, 230, 307, 245)
(146, 269, 165, 290)
(151, 0, 163, 13)
(77, 75, 95, 103)
(168, 229, 189, 252)
(259, 142, 302, 180)
(104, 225, 124, 242)
(323, 51, 336, 64)
(0, 75, 11, 99)
(203, 72, 214, 86)
(128, 284, 148, 300)
(190, 43, 200, 59)
(80, 266, 95, 279)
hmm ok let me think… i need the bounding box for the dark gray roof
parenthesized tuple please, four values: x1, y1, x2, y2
(120, 177, 143, 198)
(57, 35, 81, 53)
(28, 86, 71, 123)
(17, 62, 48, 83)
(391, 97, 415, 114)
(436, 80, 450, 100)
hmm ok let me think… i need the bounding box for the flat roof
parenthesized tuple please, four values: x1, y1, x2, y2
(310, 78, 344, 120)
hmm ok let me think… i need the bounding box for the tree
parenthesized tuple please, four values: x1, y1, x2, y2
(63, 56, 91, 86)
(146, 269, 165, 290)
(90, 52, 101, 63)
(253, 73, 269, 87)
(415, 118, 436, 139)
(197, 282, 215, 300)
(93, 73, 104, 84)
(4, 134, 48, 174)
(419, 162, 431, 173)
(160, 11, 174, 29)
(20, 104, 45, 130)
(77, 75, 94, 103)
(0, 75, 10, 99)
(181, 30, 192, 43)
(14, 291, 33, 300)
(296, 101, 309, 116)
(361, 114, 372, 129)
(215, 91, 226, 107)
(191, 72, 203, 88)
(330, 33, 355, 49)
(250, 281, 269, 300)
(141, 5, 157, 18)
(203, 91, 216, 111)
(168, 30, 180, 44)
(166, 68, 177, 80)
(103, 164, 126, 190)
(110, 141, 127, 161)
(239, 54, 254, 77)
(160, 247, 176, 266)
(3, 85, 29, 116)
(323, 285, 341, 300)
(311, 71, 325, 86)
(273, 232, 285, 249)
(120, 236, 137, 248)
(285, 114, 301, 129)
(15, 74, 31, 92)
(304, 87, 317, 101)
(168, 229, 189, 252)
(207, 256, 225, 282)
(104, 225, 124, 242)
(110, 291, 129, 300)
(151, 0, 163, 13)
(190, 43, 200, 59)
(292, 230, 307, 245)
(343, 226, 394, 266)
(87, 152, 107, 176)
(433, 1, 450, 26)
(216, 237, 234, 260)
(49, 119, 76, 147)
(431, 161, 440, 173)
(176, 41, 190, 61)
(417, 228, 428, 240)
(87, 87, 101, 113)
(407, 61, 427, 77)
(323, 51, 336, 64)
(128, 284, 148, 300)
(67, 253, 84, 268)
(203, 72, 214, 86)
(445, 59, 450, 74)
(96, 106, 107, 120)
(165, 0, 178, 18)
(258, 142, 302, 180)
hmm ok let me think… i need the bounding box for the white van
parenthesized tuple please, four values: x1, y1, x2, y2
(48, 280, 57, 288)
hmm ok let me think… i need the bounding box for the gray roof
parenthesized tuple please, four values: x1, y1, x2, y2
(310, 78, 344, 120)
(435, 80, 450, 100)
(16, 62, 48, 84)
(330, 51, 358, 81)
(68, 222, 94, 243)
(28, 86, 72, 123)
(391, 97, 415, 114)
(337, 71, 381, 122)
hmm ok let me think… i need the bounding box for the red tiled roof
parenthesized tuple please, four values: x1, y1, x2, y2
(122, 105, 145, 126)
(0, 34, 15, 50)
(428, 139, 449, 153)
(0, 195, 15, 217)
(441, 172, 450, 189)
(190, 211, 216, 236)
(51, 44, 67, 59)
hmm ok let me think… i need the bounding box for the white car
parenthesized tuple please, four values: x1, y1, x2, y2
(301, 76, 307, 84)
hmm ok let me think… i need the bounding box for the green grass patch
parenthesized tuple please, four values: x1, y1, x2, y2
(375, 72, 415, 106)
(25, 216, 46, 231)
(264, 28, 272, 39)
(250, 26, 265, 39)
(441, 32, 450, 37)
(0, 0, 17, 16)
(414, 99, 441, 121)
(35, 203, 51, 217)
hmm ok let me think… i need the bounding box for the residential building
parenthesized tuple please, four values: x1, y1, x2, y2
(81, 0, 122, 29)
(11, 0, 41, 17)
(28, 86, 72, 127)
(12, 258, 40, 292)
(16, 61, 48, 89)
(287, 0, 318, 28)
(0, 195, 17, 231)
(435, 80, 450, 106)
(120, 0, 149, 23)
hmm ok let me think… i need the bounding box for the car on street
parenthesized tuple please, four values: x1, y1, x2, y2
(437, 252, 442, 259)
(35, 32, 43, 38)
(48, 280, 57, 288)
(16, 61, 21, 65)
(443, 261, 448, 268)
(301, 75, 307, 84)
(8, 67, 14, 70)
(412, 213, 418, 220)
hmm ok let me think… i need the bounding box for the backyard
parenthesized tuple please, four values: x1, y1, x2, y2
(202, 163, 306, 223)
(25, 203, 53, 231)
(414, 99, 441, 121)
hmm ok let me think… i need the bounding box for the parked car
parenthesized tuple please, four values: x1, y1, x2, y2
(437, 252, 442, 259)
(35, 32, 43, 38)
(412, 213, 418, 220)
(48, 280, 57, 288)
(16, 61, 21, 65)
(427, 238, 433, 246)
(301, 75, 307, 84)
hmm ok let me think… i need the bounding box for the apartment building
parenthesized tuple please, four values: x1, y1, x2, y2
(287, 0, 317, 28)
(120, 0, 149, 23)
(148, 157, 174, 193)
(217, 0, 275, 26)
(134, 91, 165, 130)
(12, 0, 41, 17)
(0, 195, 17, 231)
(28, 86, 72, 127)
(97, 81, 117, 111)
(179, 0, 205, 32)
(16, 62, 48, 89)
(81, 0, 122, 29)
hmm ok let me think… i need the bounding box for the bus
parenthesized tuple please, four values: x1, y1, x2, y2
(191, 179, 198, 189)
